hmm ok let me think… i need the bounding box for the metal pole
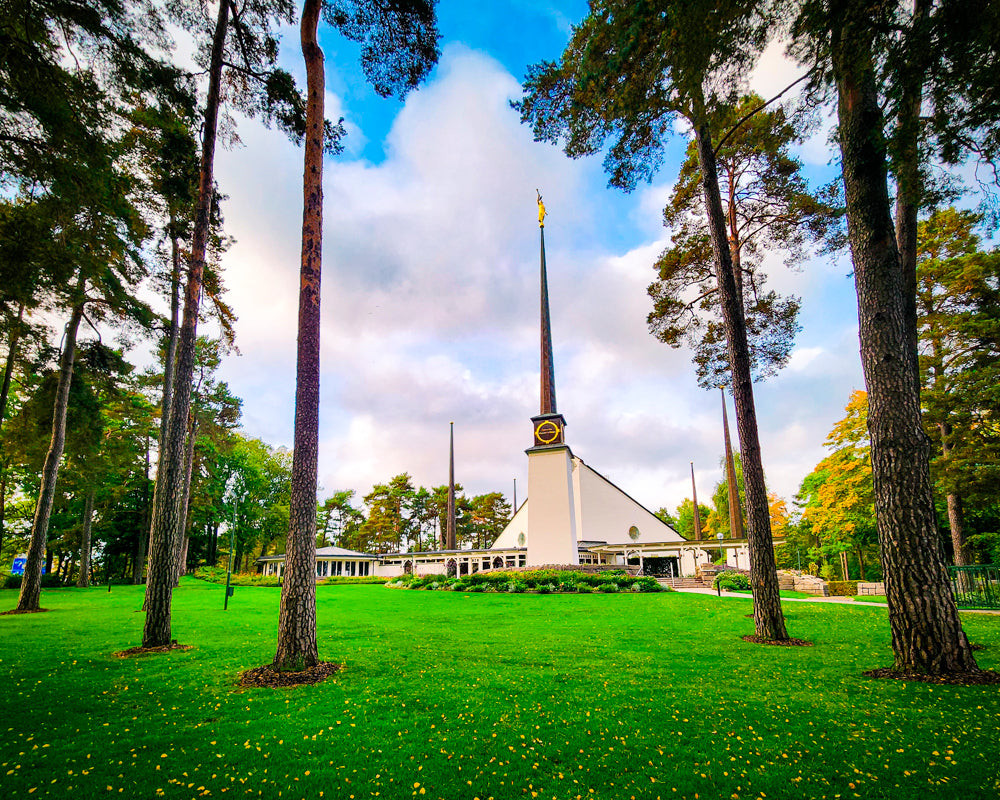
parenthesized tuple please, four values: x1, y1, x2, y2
(224, 492, 236, 610)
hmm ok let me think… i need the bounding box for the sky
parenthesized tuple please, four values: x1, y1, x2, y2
(197, 0, 872, 516)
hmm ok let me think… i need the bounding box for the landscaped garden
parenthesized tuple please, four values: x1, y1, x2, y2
(2, 579, 999, 800)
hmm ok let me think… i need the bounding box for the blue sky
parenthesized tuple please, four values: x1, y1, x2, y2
(204, 0, 875, 515)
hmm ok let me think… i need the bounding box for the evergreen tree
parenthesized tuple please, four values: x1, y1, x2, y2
(275, 0, 439, 671)
(788, 0, 992, 675)
(648, 94, 841, 387)
(518, 0, 792, 641)
(916, 208, 1000, 565)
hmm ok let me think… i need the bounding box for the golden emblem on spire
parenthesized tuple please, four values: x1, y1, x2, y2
(536, 189, 546, 228)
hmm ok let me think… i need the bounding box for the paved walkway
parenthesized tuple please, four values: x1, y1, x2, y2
(673, 586, 1000, 615)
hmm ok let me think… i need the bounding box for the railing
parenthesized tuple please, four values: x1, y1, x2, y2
(949, 565, 1000, 610)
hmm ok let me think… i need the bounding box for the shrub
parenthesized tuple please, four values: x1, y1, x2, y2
(713, 571, 750, 591)
(321, 575, 388, 586)
(827, 580, 858, 597)
(633, 576, 663, 593)
(506, 581, 526, 594)
(597, 582, 618, 593)
(411, 573, 448, 590)
(576, 583, 594, 593)
(194, 566, 282, 587)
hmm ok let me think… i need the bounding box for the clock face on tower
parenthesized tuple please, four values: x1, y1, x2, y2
(534, 418, 563, 446)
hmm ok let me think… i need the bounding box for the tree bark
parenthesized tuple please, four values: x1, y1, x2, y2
(16, 301, 84, 611)
(937, 421, 968, 565)
(830, 7, 978, 674)
(143, 0, 230, 648)
(173, 413, 197, 586)
(692, 101, 788, 641)
(133, 431, 150, 584)
(0, 305, 24, 554)
(76, 486, 95, 588)
(273, 0, 323, 671)
(0, 303, 24, 440)
(0, 466, 7, 562)
(893, 0, 931, 394)
(159, 222, 182, 455)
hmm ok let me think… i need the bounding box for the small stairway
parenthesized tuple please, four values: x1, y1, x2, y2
(656, 577, 707, 589)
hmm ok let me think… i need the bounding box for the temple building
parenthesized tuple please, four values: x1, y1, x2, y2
(258, 197, 752, 580)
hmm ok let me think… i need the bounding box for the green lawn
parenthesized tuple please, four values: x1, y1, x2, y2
(2, 579, 999, 800)
(727, 589, 815, 599)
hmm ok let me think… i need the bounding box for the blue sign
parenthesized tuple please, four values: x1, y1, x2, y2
(10, 558, 44, 576)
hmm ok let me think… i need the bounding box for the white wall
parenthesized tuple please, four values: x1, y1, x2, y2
(526, 446, 579, 565)
(573, 460, 684, 546)
(491, 502, 528, 550)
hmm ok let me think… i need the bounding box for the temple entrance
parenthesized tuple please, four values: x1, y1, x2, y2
(643, 556, 681, 578)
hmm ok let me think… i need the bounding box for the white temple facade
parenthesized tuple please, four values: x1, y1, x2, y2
(491, 448, 711, 575)
(256, 199, 756, 581)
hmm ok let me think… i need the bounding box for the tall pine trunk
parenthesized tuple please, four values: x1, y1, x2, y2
(830, 9, 978, 674)
(173, 413, 198, 585)
(143, 0, 230, 648)
(893, 0, 930, 390)
(16, 301, 84, 611)
(0, 305, 24, 553)
(160, 224, 182, 452)
(938, 422, 968, 565)
(76, 486, 96, 588)
(273, 0, 323, 671)
(133, 432, 150, 583)
(0, 466, 8, 564)
(692, 104, 789, 641)
(0, 303, 24, 438)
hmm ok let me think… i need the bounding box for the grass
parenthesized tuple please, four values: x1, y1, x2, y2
(1, 579, 998, 800)
(727, 588, 815, 599)
(852, 595, 889, 604)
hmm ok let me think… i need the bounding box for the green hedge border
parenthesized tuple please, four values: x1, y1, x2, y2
(387, 569, 667, 594)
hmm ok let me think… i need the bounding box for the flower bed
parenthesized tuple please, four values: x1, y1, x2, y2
(386, 569, 667, 594)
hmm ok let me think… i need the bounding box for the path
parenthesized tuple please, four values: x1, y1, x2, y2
(672, 586, 1000, 615)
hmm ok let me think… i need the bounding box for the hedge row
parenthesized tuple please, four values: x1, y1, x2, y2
(194, 567, 281, 587)
(3, 574, 65, 590)
(387, 569, 667, 594)
(193, 567, 388, 587)
(320, 575, 388, 586)
(826, 580, 859, 596)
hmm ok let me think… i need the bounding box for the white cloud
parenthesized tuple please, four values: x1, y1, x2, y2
(207, 40, 871, 523)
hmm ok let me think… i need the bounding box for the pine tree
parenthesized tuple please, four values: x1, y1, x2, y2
(518, 0, 792, 639)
